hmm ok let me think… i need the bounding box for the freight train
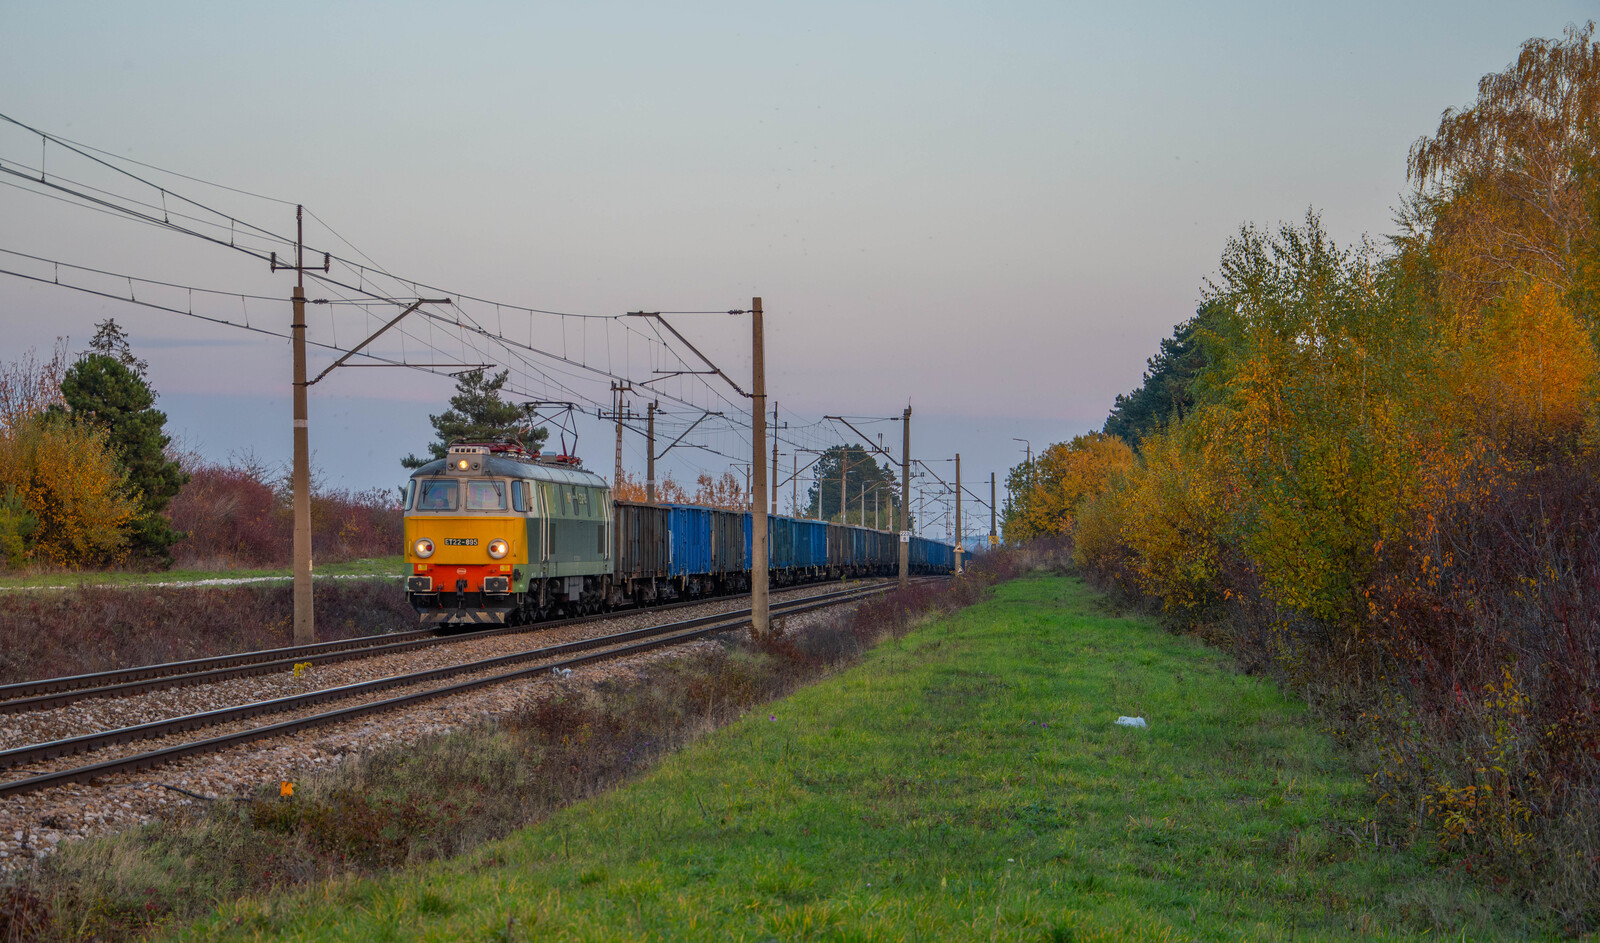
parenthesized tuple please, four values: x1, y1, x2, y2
(403, 442, 956, 626)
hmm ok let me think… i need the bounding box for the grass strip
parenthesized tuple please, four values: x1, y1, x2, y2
(168, 575, 1539, 941)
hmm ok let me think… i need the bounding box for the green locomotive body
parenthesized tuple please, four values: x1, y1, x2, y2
(403, 443, 612, 625)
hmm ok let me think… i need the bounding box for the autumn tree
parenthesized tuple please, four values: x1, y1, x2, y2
(401, 368, 547, 468)
(1403, 22, 1600, 318)
(0, 412, 138, 568)
(0, 341, 66, 432)
(690, 470, 746, 509)
(59, 324, 188, 566)
(0, 344, 68, 567)
(612, 468, 687, 503)
(1002, 432, 1133, 542)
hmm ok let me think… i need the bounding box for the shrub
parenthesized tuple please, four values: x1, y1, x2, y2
(166, 462, 286, 568)
(168, 458, 401, 569)
(0, 413, 138, 569)
(1359, 449, 1600, 915)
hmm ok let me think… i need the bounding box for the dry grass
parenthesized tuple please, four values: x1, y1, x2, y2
(0, 581, 413, 685)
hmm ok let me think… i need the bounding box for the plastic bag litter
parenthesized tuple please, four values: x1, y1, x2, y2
(1115, 716, 1148, 728)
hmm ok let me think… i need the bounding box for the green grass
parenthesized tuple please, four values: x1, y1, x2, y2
(168, 575, 1539, 941)
(0, 556, 403, 590)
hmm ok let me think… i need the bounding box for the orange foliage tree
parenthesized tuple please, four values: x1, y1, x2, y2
(0, 345, 138, 569)
(1403, 22, 1599, 315)
(691, 470, 746, 509)
(0, 413, 137, 568)
(1003, 432, 1132, 542)
(611, 468, 689, 504)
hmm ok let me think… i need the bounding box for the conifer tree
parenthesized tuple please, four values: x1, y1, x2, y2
(401, 368, 547, 468)
(804, 445, 898, 524)
(60, 321, 187, 567)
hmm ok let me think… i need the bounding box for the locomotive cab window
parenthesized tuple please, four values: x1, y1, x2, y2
(404, 480, 417, 510)
(416, 479, 457, 511)
(511, 480, 527, 513)
(466, 479, 508, 511)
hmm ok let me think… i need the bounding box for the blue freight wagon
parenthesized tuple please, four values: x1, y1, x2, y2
(743, 514, 832, 585)
(663, 504, 749, 592)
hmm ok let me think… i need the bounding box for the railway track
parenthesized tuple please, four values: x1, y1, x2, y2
(0, 581, 905, 799)
(0, 581, 851, 714)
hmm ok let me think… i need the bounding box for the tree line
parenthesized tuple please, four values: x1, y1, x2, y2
(1005, 24, 1600, 918)
(0, 320, 401, 571)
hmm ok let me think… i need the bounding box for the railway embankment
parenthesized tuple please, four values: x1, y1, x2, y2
(0, 576, 412, 687)
(13, 572, 1547, 941)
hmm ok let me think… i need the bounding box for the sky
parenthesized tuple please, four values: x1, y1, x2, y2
(1, 1, 1593, 545)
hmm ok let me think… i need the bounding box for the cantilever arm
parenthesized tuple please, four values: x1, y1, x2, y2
(307, 298, 449, 386)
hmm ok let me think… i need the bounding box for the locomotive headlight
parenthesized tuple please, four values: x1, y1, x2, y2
(456, 458, 470, 471)
(413, 537, 435, 558)
(488, 538, 510, 559)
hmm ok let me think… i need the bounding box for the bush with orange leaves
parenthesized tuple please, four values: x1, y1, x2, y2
(0, 412, 138, 568)
(1075, 420, 1232, 622)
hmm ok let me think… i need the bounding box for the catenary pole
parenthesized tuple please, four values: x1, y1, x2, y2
(611, 382, 627, 490)
(898, 405, 911, 587)
(269, 205, 328, 645)
(646, 400, 657, 505)
(954, 452, 963, 574)
(750, 298, 769, 637)
(838, 450, 849, 528)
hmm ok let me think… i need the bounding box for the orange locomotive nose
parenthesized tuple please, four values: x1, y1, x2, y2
(440, 564, 501, 592)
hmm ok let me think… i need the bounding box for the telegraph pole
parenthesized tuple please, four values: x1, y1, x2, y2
(646, 400, 658, 505)
(750, 297, 769, 637)
(898, 405, 911, 587)
(270, 205, 328, 645)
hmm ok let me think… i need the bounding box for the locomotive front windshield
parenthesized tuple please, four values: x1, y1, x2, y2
(411, 478, 518, 512)
(465, 480, 508, 510)
(416, 479, 458, 511)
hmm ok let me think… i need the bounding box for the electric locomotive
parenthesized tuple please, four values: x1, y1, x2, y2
(404, 443, 612, 625)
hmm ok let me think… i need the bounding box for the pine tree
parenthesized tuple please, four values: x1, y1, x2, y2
(402, 368, 547, 468)
(86, 319, 149, 377)
(804, 445, 898, 525)
(1102, 302, 1221, 449)
(59, 327, 188, 567)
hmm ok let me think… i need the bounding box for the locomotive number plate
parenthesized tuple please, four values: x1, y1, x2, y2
(443, 537, 479, 546)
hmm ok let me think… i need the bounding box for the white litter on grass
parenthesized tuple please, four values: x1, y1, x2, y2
(1115, 716, 1148, 728)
